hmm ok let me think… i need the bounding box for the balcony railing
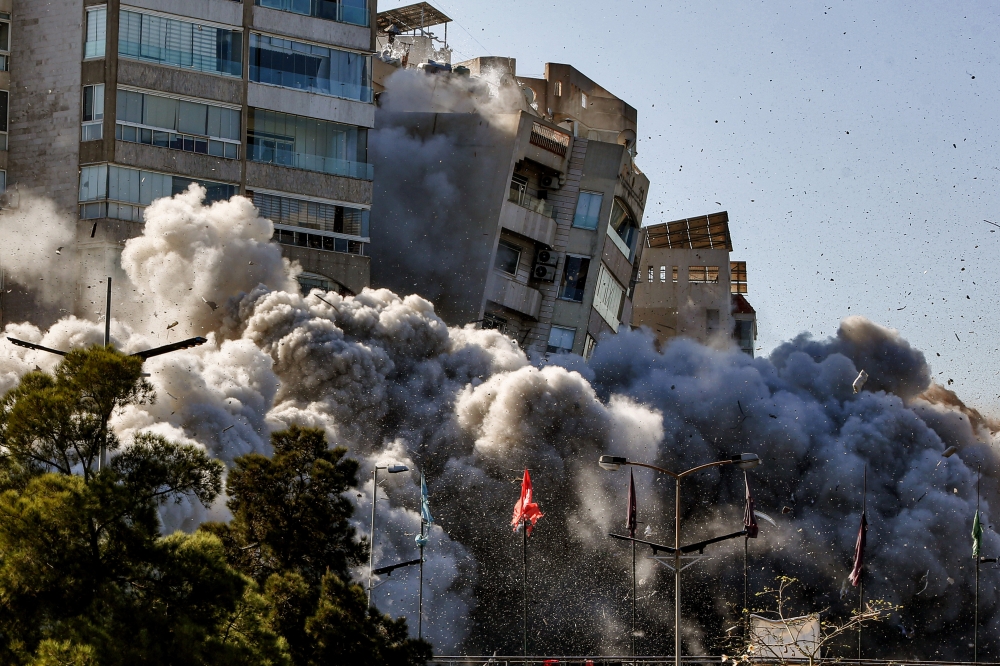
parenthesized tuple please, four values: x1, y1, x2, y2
(508, 186, 554, 219)
(248, 141, 374, 180)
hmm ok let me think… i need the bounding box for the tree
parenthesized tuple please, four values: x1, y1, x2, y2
(724, 576, 897, 666)
(205, 425, 431, 666)
(0, 347, 288, 665)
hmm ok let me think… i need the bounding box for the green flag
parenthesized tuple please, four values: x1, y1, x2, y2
(973, 510, 983, 559)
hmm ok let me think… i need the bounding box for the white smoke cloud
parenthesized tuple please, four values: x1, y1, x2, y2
(0, 194, 76, 306)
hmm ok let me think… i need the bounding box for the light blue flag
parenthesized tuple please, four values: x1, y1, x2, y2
(420, 471, 434, 526)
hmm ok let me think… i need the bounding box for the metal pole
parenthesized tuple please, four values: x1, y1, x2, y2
(368, 466, 378, 608)
(104, 277, 111, 346)
(975, 466, 980, 663)
(419, 520, 425, 640)
(631, 538, 637, 658)
(858, 465, 866, 660)
(523, 518, 528, 659)
(744, 535, 749, 641)
(674, 477, 681, 666)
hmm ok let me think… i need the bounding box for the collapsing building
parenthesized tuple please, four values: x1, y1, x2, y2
(1, 0, 377, 327)
(631, 211, 758, 355)
(370, 4, 648, 357)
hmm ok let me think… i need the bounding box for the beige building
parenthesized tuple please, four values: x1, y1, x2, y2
(370, 5, 649, 357)
(631, 211, 757, 355)
(1, 0, 377, 328)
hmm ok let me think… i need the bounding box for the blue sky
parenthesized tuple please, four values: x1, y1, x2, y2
(381, 0, 1000, 414)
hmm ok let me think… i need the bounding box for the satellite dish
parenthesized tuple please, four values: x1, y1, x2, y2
(522, 86, 536, 105)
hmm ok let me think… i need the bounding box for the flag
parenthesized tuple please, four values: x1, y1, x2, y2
(420, 471, 434, 526)
(849, 511, 867, 587)
(511, 469, 544, 535)
(626, 470, 637, 538)
(973, 510, 983, 559)
(744, 473, 758, 539)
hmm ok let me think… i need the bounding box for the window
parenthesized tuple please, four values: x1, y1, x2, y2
(0, 170, 6, 195)
(583, 334, 597, 360)
(251, 191, 369, 237)
(0, 13, 10, 72)
(273, 228, 365, 256)
(672, 266, 678, 283)
(607, 198, 637, 259)
(82, 85, 105, 142)
(572, 191, 603, 230)
(119, 10, 243, 77)
(116, 89, 241, 158)
(247, 108, 371, 180)
(255, 0, 369, 27)
(689, 266, 720, 284)
(554, 81, 562, 96)
(547, 326, 576, 355)
(559, 255, 590, 302)
(659, 265, 665, 282)
(593, 264, 625, 328)
(648, 265, 653, 283)
(707, 309, 720, 335)
(85, 7, 107, 59)
(0, 90, 7, 151)
(731, 261, 748, 294)
(78, 164, 236, 221)
(250, 34, 372, 102)
(494, 241, 521, 276)
(581, 92, 587, 108)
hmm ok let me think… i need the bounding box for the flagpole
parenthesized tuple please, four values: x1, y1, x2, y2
(858, 465, 866, 661)
(975, 465, 980, 664)
(419, 519, 425, 641)
(523, 517, 528, 659)
(744, 534, 749, 641)
(631, 537, 636, 658)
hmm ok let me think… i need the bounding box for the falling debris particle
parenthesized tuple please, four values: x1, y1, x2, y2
(942, 446, 958, 457)
(781, 506, 792, 514)
(954, 144, 957, 148)
(315, 294, 336, 308)
(897, 306, 906, 310)
(985, 220, 1000, 229)
(955, 333, 961, 342)
(166, 321, 179, 330)
(166, 392, 177, 400)
(947, 577, 955, 585)
(756, 511, 777, 526)
(221, 425, 234, 433)
(852, 369, 868, 394)
(947, 379, 954, 386)
(248, 261, 254, 266)
(202, 297, 219, 311)
(55, 247, 63, 255)
(914, 492, 927, 505)
(916, 570, 929, 595)
(768, 414, 777, 419)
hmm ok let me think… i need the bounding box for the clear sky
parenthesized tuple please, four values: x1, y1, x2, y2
(381, 0, 1000, 415)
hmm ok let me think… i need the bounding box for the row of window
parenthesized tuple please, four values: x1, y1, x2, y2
(85, 9, 372, 104)
(645, 263, 748, 293)
(272, 227, 366, 255)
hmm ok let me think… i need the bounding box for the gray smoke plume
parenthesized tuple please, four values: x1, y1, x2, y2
(1, 184, 998, 657)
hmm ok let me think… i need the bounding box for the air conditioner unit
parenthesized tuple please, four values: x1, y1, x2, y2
(540, 175, 561, 190)
(535, 249, 557, 267)
(533, 264, 557, 282)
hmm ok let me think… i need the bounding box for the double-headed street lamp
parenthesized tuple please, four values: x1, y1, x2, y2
(599, 453, 761, 666)
(368, 463, 410, 607)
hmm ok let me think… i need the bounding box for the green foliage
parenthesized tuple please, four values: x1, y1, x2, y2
(0, 350, 426, 665)
(208, 425, 431, 666)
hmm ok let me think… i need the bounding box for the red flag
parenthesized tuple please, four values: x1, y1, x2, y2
(626, 470, 637, 538)
(849, 511, 867, 587)
(744, 473, 758, 539)
(511, 469, 544, 535)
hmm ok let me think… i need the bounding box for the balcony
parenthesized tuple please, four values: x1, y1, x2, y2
(488, 272, 542, 320)
(499, 199, 557, 246)
(508, 185, 554, 219)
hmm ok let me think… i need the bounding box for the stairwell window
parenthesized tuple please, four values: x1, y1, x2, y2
(559, 255, 590, 302)
(0, 90, 8, 151)
(547, 326, 576, 355)
(0, 13, 10, 72)
(85, 7, 107, 59)
(572, 191, 602, 230)
(82, 85, 105, 142)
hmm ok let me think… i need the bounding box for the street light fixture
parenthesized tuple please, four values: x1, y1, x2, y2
(599, 453, 762, 666)
(368, 463, 410, 608)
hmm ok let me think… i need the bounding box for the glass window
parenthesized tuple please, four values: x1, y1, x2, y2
(83, 84, 105, 122)
(572, 191, 603, 230)
(119, 10, 243, 77)
(559, 255, 590, 302)
(494, 241, 520, 275)
(85, 7, 107, 59)
(547, 326, 576, 355)
(116, 89, 241, 158)
(593, 264, 625, 328)
(78, 164, 236, 220)
(247, 108, 372, 180)
(250, 34, 372, 103)
(647, 265, 653, 283)
(0, 16, 9, 52)
(583, 334, 596, 360)
(0, 170, 6, 195)
(251, 191, 369, 237)
(255, 0, 369, 27)
(608, 198, 637, 258)
(0, 90, 9, 134)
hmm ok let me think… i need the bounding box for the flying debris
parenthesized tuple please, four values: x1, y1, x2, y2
(202, 297, 218, 311)
(781, 506, 793, 514)
(852, 369, 869, 394)
(55, 247, 63, 255)
(166, 321, 179, 330)
(90, 222, 98, 238)
(915, 570, 929, 595)
(221, 425, 234, 433)
(755, 511, 778, 527)
(943, 446, 958, 457)
(955, 333, 961, 342)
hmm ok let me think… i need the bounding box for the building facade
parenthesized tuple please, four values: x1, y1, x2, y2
(370, 14, 649, 357)
(631, 211, 758, 355)
(2, 0, 376, 327)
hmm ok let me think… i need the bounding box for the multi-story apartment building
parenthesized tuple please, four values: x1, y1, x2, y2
(370, 10, 648, 357)
(631, 211, 758, 355)
(2, 0, 376, 327)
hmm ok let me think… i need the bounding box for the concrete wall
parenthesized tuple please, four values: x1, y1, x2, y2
(246, 161, 372, 205)
(115, 140, 242, 183)
(252, 5, 372, 53)
(123, 0, 243, 26)
(248, 83, 374, 128)
(279, 244, 370, 296)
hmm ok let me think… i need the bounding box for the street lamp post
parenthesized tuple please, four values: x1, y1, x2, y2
(368, 463, 410, 608)
(599, 453, 761, 666)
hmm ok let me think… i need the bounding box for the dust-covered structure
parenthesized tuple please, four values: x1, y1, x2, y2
(632, 211, 758, 355)
(0, 0, 378, 329)
(370, 9, 649, 357)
